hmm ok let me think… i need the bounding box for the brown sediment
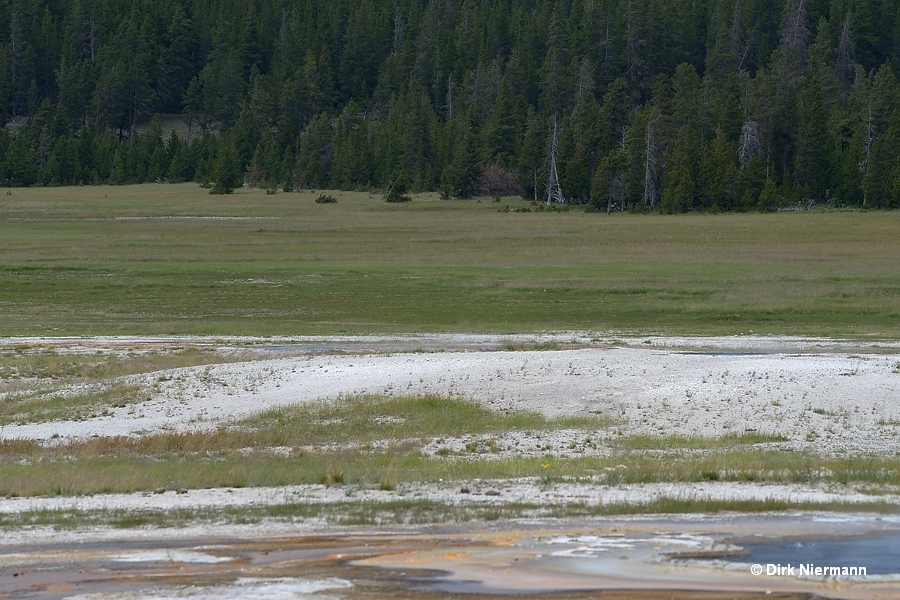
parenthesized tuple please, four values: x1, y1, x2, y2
(0, 549, 825, 600)
(0, 523, 893, 600)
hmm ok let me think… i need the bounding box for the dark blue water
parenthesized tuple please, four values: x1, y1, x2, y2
(722, 532, 900, 575)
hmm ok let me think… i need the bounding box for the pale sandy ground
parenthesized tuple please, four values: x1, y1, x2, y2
(5, 333, 899, 454)
(1, 333, 899, 522)
(2, 334, 900, 598)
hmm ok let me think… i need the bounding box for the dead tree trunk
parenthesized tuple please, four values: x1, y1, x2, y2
(642, 121, 658, 209)
(546, 113, 564, 205)
(860, 99, 874, 204)
(738, 120, 760, 170)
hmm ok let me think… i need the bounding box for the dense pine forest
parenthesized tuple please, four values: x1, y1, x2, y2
(1, 0, 900, 210)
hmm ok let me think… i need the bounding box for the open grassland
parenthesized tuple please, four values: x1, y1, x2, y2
(1, 184, 899, 337)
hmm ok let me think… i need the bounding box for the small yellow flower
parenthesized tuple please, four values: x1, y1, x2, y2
(541, 463, 550, 470)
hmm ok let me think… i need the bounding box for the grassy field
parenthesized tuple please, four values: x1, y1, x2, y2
(1, 184, 898, 337)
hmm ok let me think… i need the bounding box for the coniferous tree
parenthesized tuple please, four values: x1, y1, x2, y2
(210, 142, 243, 194)
(108, 145, 127, 185)
(92, 45, 128, 132)
(338, 0, 390, 104)
(539, 1, 572, 116)
(699, 126, 739, 209)
(229, 106, 262, 171)
(125, 12, 158, 133)
(296, 112, 333, 188)
(442, 108, 481, 198)
(384, 169, 412, 202)
(157, 5, 196, 113)
(662, 125, 700, 212)
(860, 64, 900, 206)
(519, 108, 547, 200)
(794, 78, 831, 200)
(166, 130, 187, 183)
(561, 142, 590, 203)
(482, 78, 521, 169)
(593, 143, 630, 213)
(757, 175, 779, 210)
(331, 100, 371, 189)
(599, 78, 633, 156)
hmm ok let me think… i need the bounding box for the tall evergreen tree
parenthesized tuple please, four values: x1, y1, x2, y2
(442, 108, 481, 198)
(482, 77, 523, 169)
(210, 142, 243, 194)
(662, 124, 700, 212)
(157, 5, 196, 113)
(794, 77, 832, 199)
(699, 126, 739, 209)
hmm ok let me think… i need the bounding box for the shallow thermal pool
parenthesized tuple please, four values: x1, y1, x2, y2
(1, 512, 898, 599)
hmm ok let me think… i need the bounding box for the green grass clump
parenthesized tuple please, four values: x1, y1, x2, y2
(240, 394, 614, 444)
(0, 383, 144, 425)
(614, 431, 789, 450)
(0, 347, 256, 423)
(0, 347, 249, 383)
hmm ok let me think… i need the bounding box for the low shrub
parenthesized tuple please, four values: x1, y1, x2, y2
(481, 166, 524, 196)
(384, 192, 411, 203)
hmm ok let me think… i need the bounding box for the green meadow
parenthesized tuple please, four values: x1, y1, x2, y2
(1, 183, 898, 337)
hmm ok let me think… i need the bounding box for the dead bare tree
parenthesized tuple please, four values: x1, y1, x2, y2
(10, 11, 22, 118)
(546, 113, 565, 205)
(781, 0, 810, 63)
(730, 0, 744, 63)
(643, 129, 655, 208)
(860, 99, 874, 177)
(624, 0, 640, 85)
(445, 75, 454, 119)
(572, 57, 594, 117)
(392, 4, 404, 57)
(738, 120, 761, 170)
(836, 13, 855, 93)
(642, 111, 662, 210)
(607, 131, 629, 215)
